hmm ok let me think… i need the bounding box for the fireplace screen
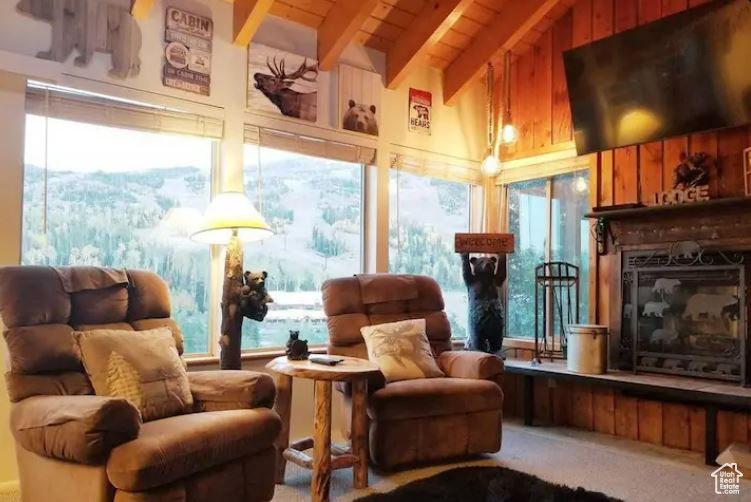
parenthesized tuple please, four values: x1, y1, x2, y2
(622, 244, 746, 383)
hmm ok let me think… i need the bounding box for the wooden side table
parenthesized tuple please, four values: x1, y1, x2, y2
(266, 355, 380, 502)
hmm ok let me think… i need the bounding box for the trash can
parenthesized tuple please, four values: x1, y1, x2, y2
(566, 324, 609, 374)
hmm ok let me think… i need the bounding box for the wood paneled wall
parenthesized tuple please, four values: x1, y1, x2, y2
(500, 0, 751, 455)
(502, 0, 751, 209)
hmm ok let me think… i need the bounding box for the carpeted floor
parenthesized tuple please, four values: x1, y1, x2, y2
(273, 420, 749, 501)
(0, 421, 745, 501)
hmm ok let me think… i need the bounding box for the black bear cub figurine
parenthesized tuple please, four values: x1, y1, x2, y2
(286, 330, 310, 360)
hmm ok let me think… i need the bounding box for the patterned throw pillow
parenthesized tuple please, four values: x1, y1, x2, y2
(75, 328, 193, 421)
(360, 319, 444, 382)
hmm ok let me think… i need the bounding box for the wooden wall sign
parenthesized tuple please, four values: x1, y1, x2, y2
(163, 7, 212, 96)
(454, 233, 515, 254)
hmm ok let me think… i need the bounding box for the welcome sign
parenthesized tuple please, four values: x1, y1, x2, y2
(454, 233, 515, 254)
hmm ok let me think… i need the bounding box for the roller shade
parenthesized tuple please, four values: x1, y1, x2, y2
(389, 151, 483, 186)
(26, 82, 224, 139)
(244, 125, 376, 165)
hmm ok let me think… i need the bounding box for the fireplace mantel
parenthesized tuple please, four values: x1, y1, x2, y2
(586, 196, 751, 249)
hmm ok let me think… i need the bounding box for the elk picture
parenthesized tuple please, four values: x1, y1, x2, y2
(250, 51, 318, 122)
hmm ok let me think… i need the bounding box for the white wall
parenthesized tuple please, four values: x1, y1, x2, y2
(0, 0, 486, 487)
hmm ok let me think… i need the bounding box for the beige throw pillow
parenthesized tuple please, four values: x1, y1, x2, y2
(360, 319, 444, 382)
(76, 328, 192, 421)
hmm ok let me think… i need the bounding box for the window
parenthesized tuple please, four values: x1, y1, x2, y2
(242, 144, 363, 349)
(389, 170, 472, 339)
(22, 115, 215, 354)
(506, 171, 590, 338)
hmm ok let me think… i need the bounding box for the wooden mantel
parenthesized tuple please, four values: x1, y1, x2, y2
(587, 197, 751, 250)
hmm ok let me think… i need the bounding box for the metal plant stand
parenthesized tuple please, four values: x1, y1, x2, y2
(533, 261, 580, 363)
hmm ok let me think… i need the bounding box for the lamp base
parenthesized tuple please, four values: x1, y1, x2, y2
(219, 234, 245, 370)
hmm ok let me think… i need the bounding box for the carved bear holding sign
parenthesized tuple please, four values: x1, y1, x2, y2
(462, 254, 506, 355)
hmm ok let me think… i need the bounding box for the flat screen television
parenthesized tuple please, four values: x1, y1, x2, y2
(563, 0, 751, 155)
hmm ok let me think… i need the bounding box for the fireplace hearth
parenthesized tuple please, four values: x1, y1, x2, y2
(619, 242, 747, 385)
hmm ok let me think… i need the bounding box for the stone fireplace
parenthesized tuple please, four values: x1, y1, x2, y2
(619, 244, 745, 383)
(595, 197, 751, 387)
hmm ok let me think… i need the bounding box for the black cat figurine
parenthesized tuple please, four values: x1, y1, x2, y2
(286, 330, 310, 360)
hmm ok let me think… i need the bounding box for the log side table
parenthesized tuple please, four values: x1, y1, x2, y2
(266, 355, 380, 502)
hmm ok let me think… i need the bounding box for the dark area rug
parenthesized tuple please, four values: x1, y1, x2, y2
(356, 466, 622, 502)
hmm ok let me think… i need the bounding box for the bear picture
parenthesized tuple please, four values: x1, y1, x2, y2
(342, 100, 378, 136)
(339, 64, 381, 137)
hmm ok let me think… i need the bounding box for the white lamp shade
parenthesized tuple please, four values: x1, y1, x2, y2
(190, 191, 273, 244)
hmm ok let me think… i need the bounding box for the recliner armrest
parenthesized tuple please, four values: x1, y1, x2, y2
(188, 370, 276, 412)
(437, 351, 504, 386)
(10, 395, 141, 464)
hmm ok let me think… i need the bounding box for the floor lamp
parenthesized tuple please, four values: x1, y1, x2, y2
(191, 191, 272, 369)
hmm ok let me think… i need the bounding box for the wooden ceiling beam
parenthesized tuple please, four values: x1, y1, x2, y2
(234, 0, 275, 46)
(385, 0, 473, 90)
(318, 0, 379, 71)
(443, 0, 562, 105)
(130, 0, 155, 21)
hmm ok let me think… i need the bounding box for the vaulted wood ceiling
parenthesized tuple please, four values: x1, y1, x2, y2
(133, 0, 576, 104)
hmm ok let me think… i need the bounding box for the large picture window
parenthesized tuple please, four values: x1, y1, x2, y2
(242, 144, 363, 349)
(506, 171, 590, 338)
(389, 170, 472, 339)
(22, 114, 214, 354)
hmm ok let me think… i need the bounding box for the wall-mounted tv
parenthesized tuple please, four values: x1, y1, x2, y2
(563, 0, 751, 155)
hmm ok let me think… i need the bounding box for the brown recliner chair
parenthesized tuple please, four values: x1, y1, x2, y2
(322, 274, 504, 470)
(0, 266, 281, 502)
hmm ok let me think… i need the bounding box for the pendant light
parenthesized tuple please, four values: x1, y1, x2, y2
(480, 62, 501, 176)
(499, 51, 518, 146)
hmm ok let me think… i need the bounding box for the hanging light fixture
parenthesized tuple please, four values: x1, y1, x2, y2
(480, 62, 501, 176)
(499, 50, 518, 146)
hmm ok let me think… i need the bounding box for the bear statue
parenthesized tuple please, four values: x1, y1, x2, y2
(16, 0, 142, 79)
(239, 270, 273, 322)
(285, 330, 310, 360)
(462, 253, 506, 356)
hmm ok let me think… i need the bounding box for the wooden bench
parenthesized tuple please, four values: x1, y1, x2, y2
(504, 359, 751, 465)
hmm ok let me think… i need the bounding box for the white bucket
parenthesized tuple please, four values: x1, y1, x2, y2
(567, 324, 609, 374)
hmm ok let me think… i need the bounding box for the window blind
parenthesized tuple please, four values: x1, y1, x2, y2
(26, 82, 224, 139)
(243, 125, 376, 165)
(389, 151, 483, 186)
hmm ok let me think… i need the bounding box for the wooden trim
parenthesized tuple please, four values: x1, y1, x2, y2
(443, 0, 563, 105)
(496, 153, 590, 185)
(584, 196, 751, 220)
(386, 0, 473, 89)
(505, 360, 751, 409)
(317, 0, 379, 71)
(233, 0, 275, 46)
(130, 0, 155, 20)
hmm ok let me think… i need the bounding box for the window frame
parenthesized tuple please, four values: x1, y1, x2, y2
(387, 167, 481, 342)
(21, 108, 221, 358)
(238, 141, 368, 354)
(501, 167, 592, 341)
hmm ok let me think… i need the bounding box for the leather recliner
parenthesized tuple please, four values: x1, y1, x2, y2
(0, 265, 281, 502)
(322, 274, 504, 470)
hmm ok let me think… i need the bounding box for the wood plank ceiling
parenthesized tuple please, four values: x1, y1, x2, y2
(136, 0, 576, 104)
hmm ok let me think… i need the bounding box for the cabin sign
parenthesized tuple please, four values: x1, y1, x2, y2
(163, 7, 212, 96)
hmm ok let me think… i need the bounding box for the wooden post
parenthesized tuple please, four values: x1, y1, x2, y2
(219, 232, 244, 369)
(351, 379, 368, 489)
(313, 380, 332, 502)
(274, 373, 293, 484)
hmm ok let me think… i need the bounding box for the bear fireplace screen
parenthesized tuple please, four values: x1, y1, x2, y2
(620, 242, 747, 384)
